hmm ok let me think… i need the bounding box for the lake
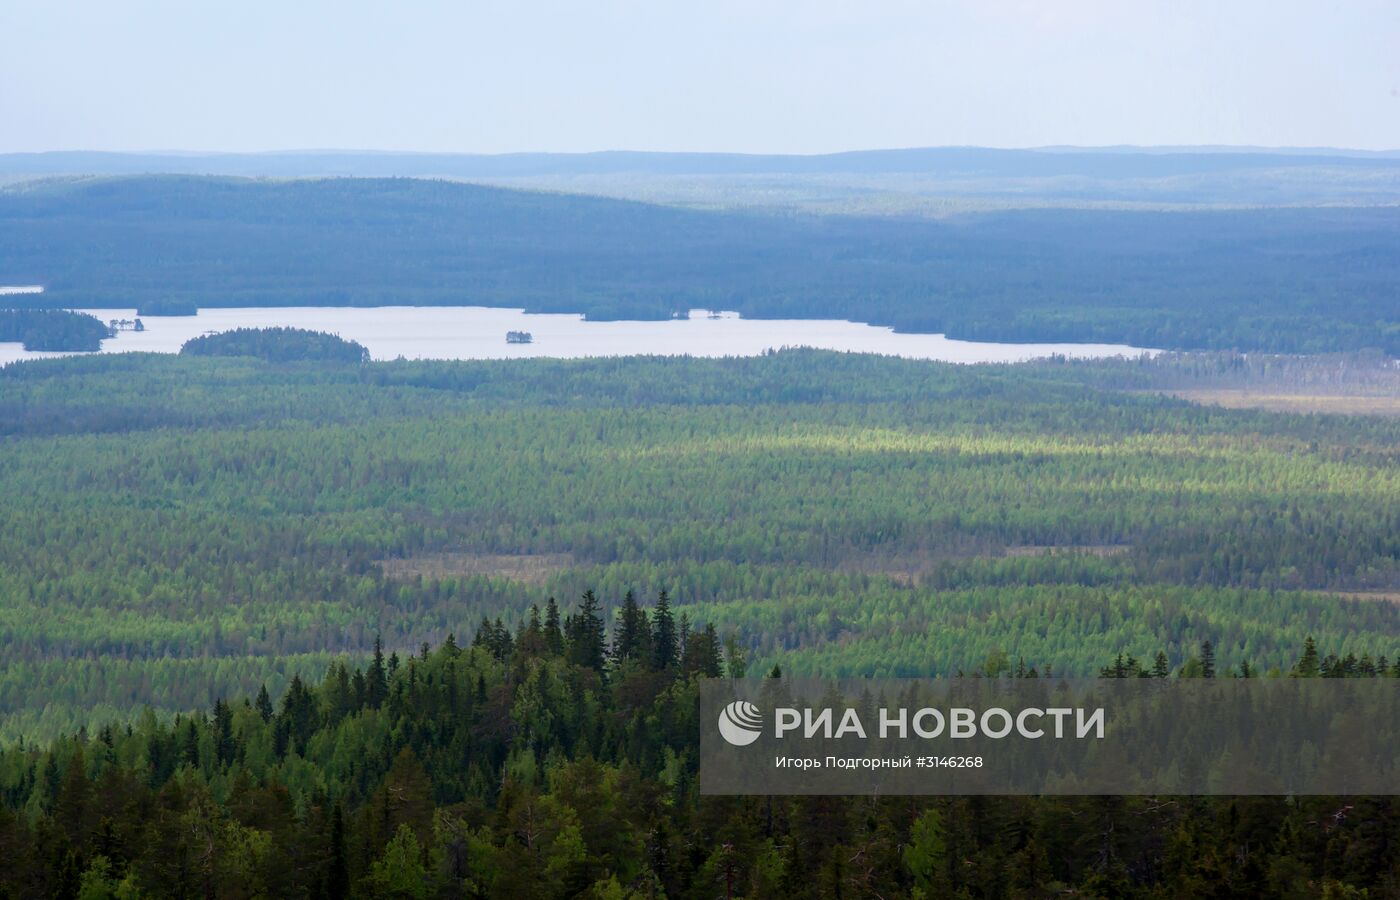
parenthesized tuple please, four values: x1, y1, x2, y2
(0, 306, 1153, 366)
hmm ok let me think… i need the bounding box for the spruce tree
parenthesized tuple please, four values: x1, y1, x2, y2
(651, 590, 678, 671)
(568, 590, 607, 673)
(518, 605, 547, 656)
(687, 623, 724, 678)
(212, 699, 234, 766)
(612, 590, 646, 666)
(491, 618, 514, 661)
(471, 616, 492, 652)
(255, 683, 274, 722)
(544, 597, 565, 656)
(1294, 636, 1321, 677)
(367, 635, 389, 708)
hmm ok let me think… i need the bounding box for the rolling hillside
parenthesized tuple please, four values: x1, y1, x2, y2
(2, 175, 1398, 353)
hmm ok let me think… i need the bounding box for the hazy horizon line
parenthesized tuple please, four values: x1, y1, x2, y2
(6, 144, 1400, 158)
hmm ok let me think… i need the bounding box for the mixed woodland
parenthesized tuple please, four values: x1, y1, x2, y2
(0, 607, 1395, 899)
(0, 348, 1398, 895)
(0, 350, 1396, 736)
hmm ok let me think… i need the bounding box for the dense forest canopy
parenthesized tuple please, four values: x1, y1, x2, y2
(0, 308, 110, 351)
(0, 347, 1398, 895)
(181, 328, 370, 364)
(0, 350, 1397, 740)
(0, 606, 1394, 898)
(2, 176, 1398, 353)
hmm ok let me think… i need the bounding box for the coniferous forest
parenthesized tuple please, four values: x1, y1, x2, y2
(0, 309, 110, 352)
(0, 600, 1396, 898)
(3, 176, 1399, 354)
(0, 348, 1397, 895)
(180, 328, 370, 365)
(7, 0, 1400, 891)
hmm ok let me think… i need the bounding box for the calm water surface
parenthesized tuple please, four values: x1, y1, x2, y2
(0, 306, 1153, 366)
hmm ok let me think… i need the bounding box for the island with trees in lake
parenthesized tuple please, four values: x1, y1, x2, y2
(0, 308, 112, 351)
(179, 326, 371, 363)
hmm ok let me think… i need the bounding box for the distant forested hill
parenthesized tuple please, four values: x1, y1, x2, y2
(1, 175, 1398, 353)
(5, 145, 1400, 179)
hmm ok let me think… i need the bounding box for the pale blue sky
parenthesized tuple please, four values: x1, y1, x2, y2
(3, 0, 1397, 153)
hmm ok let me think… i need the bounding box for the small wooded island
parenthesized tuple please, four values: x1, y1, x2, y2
(0, 309, 112, 352)
(506, 330, 533, 344)
(179, 327, 370, 363)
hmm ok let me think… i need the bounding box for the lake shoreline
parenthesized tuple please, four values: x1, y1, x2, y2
(0, 305, 1155, 367)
